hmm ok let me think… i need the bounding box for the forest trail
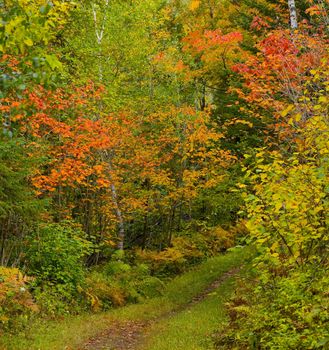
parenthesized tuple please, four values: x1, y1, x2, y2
(0, 248, 252, 350)
(80, 267, 242, 350)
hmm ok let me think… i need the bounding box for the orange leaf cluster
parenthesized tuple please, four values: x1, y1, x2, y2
(232, 30, 326, 117)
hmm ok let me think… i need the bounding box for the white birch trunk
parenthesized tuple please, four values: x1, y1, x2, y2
(110, 182, 125, 251)
(288, 0, 298, 29)
(93, 1, 125, 250)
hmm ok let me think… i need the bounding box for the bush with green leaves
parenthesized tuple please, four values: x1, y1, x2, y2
(216, 268, 329, 349)
(85, 255, 164, 311)
(135, 225, 237, 277)
(0, 138, 44, 267)
(25, 222, 91, 314)
(217, 90, 329, 349)
(0, 267, 38, 331)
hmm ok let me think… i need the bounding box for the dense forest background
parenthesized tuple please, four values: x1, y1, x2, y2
(0, 0, 328, 348)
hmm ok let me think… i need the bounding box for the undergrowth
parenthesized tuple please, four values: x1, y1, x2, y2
(0, 246, 253, 350)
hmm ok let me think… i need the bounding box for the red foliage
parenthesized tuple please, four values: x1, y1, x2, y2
(232, 30, 325, 114)
(183, 29, 242, 53)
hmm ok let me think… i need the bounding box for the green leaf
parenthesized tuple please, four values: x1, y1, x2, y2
(45, 54, 63, 71)
(24, 38, 33, 47)
(281, 104, 294, 117)
(39, 3, 53, 15)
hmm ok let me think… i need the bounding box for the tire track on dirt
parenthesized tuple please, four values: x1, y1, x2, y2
(80, 267, 241, 350)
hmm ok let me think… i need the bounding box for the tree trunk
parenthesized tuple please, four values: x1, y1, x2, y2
(110, 182, 125, 251)
(92, 1, 126, 250)
(288, 0, 298, 29)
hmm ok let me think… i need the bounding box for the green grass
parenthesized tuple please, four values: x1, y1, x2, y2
(141, 276, 238, 350)
(0, 246, 253, 350)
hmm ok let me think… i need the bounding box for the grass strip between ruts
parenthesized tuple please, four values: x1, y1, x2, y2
(0, 246, 253, 350)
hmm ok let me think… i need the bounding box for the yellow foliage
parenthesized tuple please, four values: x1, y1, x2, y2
(189, 0, 201, 11)
(244, 61, 329, 270)
(0, 267, 38, 326)
(199, 225, 236, 254)
(85, 274, 127, 310)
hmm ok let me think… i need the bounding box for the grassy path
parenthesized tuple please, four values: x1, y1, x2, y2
(139, 268, 240, 350)
(139, 269, 240, 350)
(81, 267, 242, 350)
(0, 247, 253, 350)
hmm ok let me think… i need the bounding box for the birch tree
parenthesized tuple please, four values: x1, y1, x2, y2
(91, 0, 126, 251)
(288, 0, 298, 29)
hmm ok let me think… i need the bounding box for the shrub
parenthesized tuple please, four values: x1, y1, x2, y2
(0, 267, 38, 331)
(135, 225, 237, 276)
(216, 269, 329, 349)
(218, 87, 329, 348)
(85, 271, 126, 310)
(116, 263, 164, 301)
(104, 260, 132, 276)
(85, 259, 164, 310)
(135, 245, 190, 276)
(201, 226, 236, 255)
(25, 221, 91, 314)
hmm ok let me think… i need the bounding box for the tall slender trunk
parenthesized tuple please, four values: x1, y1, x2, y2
(92, 0, 109, 46)
(288, 0, 298, 29)
(105, 159, 125, 251)
(167, 205, 176, 246)
(142, 204, 149, 250)
(110, 182, 125, 250)
(0, 222, 6, 266)
(93, 1, 126, 250)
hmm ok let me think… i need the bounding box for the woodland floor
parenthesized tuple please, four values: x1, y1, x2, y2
(80, 267, 242, 350)
(0, 248, 252, 350)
